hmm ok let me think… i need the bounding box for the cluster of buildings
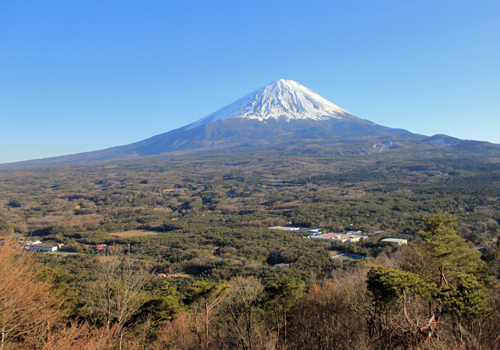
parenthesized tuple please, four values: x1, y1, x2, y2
(268, 226, 408, 246)
(308, 231, 368, 243)
(308, 230, 407, 245)
(269, 226, 364, 242)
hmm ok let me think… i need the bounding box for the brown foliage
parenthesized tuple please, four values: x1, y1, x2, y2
(0, 239, 64, 350)
(289, 267, 371, 350)
(397, 242, 440, 285)
(21, 323, 120, 350)
(0, 241, 146, 349)
(148, 312, 198, 350)
(218, 276, 274, 350)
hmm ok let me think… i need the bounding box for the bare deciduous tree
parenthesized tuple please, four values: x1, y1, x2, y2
(88, 255, 151, 350)
(220, 276, 270, 350)
(186, 281, 229, 350)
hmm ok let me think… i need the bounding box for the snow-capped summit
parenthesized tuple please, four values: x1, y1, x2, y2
(8, 77, 494, 167)
(188, 79, 357, 129)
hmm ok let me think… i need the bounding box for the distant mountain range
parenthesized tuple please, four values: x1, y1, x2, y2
(3, 79, 500, 168)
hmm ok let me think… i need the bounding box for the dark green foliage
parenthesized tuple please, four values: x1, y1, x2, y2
(368, 213, 489, 321)
(263, 275, 304, 349)
(189, 196, 203, 209)
(440, 274, 489, 318)
(420, 212, 485, 287)
(367, 266, 435, 305)
(148, 282, 182, 324)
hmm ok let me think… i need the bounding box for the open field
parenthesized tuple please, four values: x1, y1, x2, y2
(110, 229, 162, 238)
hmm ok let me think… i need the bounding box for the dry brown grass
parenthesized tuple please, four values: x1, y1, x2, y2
(110, 230, 161, 238)
(169, 273, 192, 278)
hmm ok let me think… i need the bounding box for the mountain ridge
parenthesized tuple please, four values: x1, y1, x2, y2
(2, 79, 499, 168)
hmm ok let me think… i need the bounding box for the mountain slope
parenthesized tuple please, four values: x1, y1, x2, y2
(3, 79, 498, 168)
(111, 79, 419, 156)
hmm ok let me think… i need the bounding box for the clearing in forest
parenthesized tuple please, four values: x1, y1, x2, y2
(110, 230, 162, 238)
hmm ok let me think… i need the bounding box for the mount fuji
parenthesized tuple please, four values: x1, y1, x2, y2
(105, 79, 417, 157)
(4, 79, 498, 167)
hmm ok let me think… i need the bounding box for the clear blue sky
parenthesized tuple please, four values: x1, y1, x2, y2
(1, 0, 499, 164)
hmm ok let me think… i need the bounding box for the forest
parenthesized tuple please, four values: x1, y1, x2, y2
(1, 146, 500, 349)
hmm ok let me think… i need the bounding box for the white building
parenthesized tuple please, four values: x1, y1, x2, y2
(31, 243, 58, 252)
(380, 238, 408, 246)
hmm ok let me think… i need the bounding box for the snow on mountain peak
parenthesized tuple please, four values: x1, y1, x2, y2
(188, 79, 356, 129)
